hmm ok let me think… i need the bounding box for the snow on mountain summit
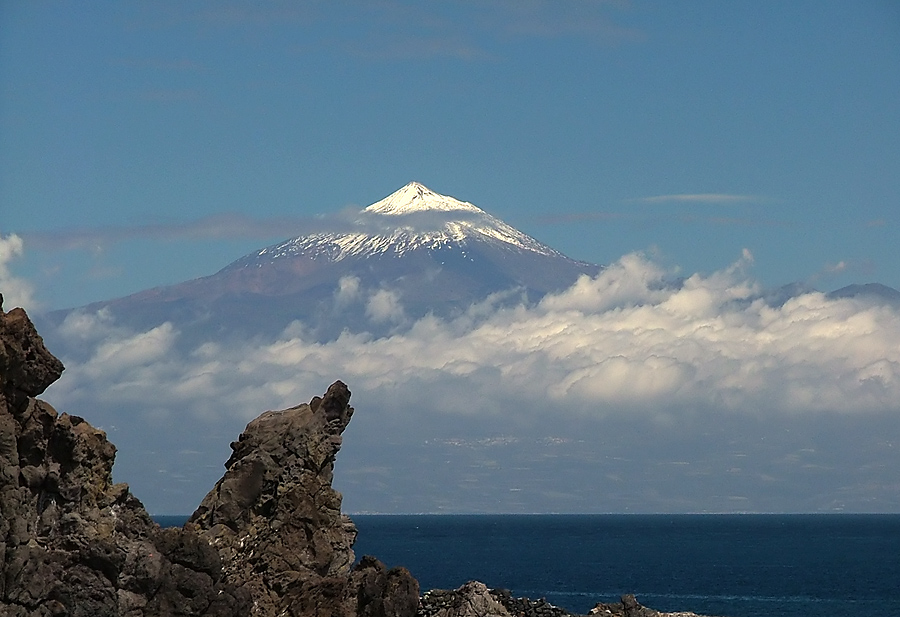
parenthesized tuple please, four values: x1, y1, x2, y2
(247, 182, 564, 264)
(363, 181, 485, 216)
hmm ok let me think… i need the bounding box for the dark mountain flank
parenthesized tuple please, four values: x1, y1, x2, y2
(827, 282, 900, 306)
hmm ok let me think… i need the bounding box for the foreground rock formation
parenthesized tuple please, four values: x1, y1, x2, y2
(0, 301, 417, 617)
(186, 380, 419, 616)
(0, 299, 711, 617)
(0, 299, 253, 616)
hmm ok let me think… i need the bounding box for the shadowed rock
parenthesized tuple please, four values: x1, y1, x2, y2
(0, 300, 252, 616)
(0, 296, 64, 404)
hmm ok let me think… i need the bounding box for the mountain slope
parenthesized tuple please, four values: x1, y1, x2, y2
(827, 282, 900, 306)
(46, 183, 600, 343)
(245, 181, 563, 262)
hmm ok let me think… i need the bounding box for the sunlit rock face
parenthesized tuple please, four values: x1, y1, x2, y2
(188, 380, 419, 617)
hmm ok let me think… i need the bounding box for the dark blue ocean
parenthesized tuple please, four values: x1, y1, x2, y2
(156, 514, 900, 617)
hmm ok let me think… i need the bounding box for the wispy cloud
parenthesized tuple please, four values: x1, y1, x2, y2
(537, 209, 781, 228)
(637, 194, 759, 205)
(807, 258, 876, 284)
(148, 3, 320, 31)
(322, 2, 494, 62)
(177, 1, 642, 63)
(340, 34, 489, 61)
(112, 58, 206, 72)
(672, 213, 788, 228)
(702, 215, 782, 227)
(496, 0, 644, 44)
(19, 213, 358, 253)
(139, 88, 201, 103)
(536, 212, 625, 225)
(826, 261, 848, 274)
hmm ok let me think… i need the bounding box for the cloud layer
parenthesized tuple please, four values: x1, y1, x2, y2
(36, 251, 900, 513)
(48, 251, 900, 423)
(638, 194, 758, 204)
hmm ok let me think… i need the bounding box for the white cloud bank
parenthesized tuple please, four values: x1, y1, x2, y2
(0, 233, 38, 311)
(47, 252, 900, 426)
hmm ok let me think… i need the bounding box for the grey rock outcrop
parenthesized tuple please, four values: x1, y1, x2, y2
(588, 595, 711, 617)
(187, 380, 418, 617)
(419, 582, 512, 617)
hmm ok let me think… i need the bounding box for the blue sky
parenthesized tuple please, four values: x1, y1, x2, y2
(2, 1, 899, 312)
(3, 2, 900, 515)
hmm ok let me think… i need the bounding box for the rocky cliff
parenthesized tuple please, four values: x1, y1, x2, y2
(0, 298, 712, 617)
(186, 380, 419, 617)
(0, 298, 253, 616)
(0, 299, 417, 617)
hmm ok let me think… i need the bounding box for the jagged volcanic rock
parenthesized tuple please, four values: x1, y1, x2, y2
(0, 301, 417, 617)
(0, 295, 64, 404)
(0, 299, 252, 616)
(187, 380, 419, 617)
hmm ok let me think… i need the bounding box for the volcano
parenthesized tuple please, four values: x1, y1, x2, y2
(48, 183, 600, 343)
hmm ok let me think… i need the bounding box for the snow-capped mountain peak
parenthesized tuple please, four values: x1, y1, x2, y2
(51, 182, 602, 349)
(248, 182, 565, 264)
(363, 181, 485, 216)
